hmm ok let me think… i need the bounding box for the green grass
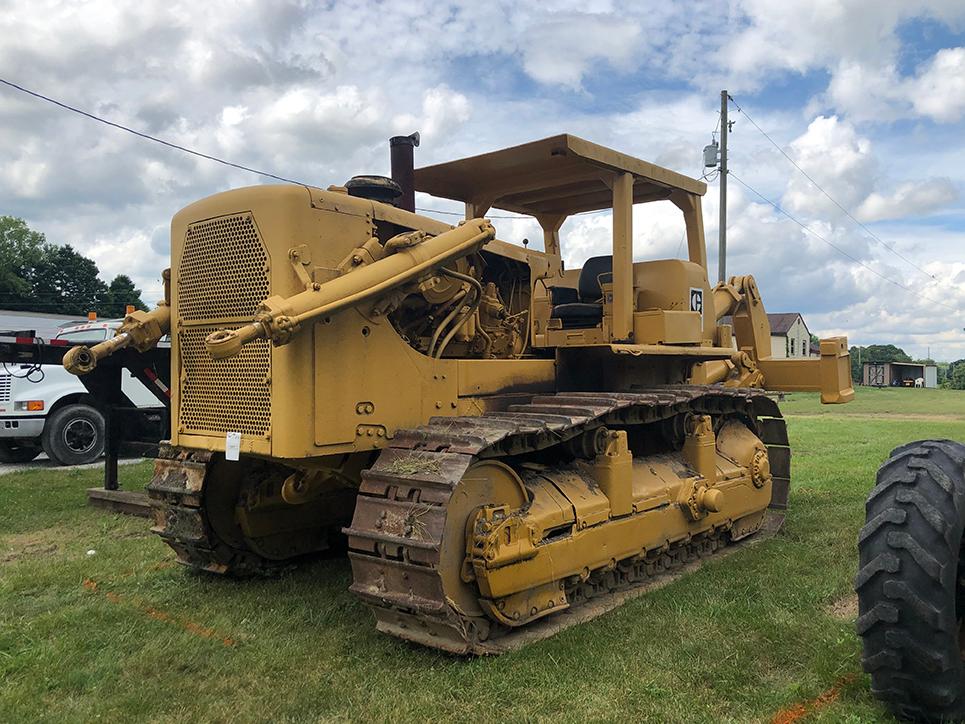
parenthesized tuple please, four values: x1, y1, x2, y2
(2, 389, 965, 722)
(780, 386, 965, 418)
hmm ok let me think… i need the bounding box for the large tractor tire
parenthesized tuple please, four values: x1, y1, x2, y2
(856, 439, 965, 722)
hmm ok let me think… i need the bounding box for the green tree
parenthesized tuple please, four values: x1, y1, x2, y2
(950, 364, 965, 390)
(30, 244, 109, 316)
(0, 215, 51, 311)
(0, 217, 148, 317)
(949, 360, 965, 390)
(850, 344, 912, 383)
(937, 362, 949, 386)
(99, 274, 149, 317)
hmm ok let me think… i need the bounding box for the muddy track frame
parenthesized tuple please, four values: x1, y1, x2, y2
(345, 385, 788, 653)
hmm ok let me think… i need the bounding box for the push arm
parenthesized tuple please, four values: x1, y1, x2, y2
(64, 269, 171, 375)
(205, 219, 496, 360)
(705, 274, 854, 404)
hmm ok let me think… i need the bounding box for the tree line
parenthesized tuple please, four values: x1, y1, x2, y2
(0, 216, 148, 318)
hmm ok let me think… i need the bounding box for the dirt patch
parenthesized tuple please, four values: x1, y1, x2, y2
(1, 525, 95, 564)
(785, 412, 963, 421)
(1, 531, 60, 563)
(826, 592, 858, 621)
(769, 673, 857, 724)
(83, 577, 236, 647)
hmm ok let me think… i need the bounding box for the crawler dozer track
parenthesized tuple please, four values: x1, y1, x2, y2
(345, 385, 789, 654)
(147, 447, 353, 575)
(145, 385, 788, 652)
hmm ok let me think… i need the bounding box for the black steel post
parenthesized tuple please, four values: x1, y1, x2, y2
(103, 364, 121, 491)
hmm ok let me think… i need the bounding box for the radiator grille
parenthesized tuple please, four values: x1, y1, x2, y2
(177, 212, 272, 438)
(178, 326, 271, 437)
(179, 213, 269, 321)
(0, 374, 10, 403)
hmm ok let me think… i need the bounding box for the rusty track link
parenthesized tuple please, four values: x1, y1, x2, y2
(345, 385, 789, 653)
(146, 446, 284, 576)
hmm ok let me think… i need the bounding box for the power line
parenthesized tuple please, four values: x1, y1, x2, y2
(728, 171, 957, 312)
(0, 77, 578, 223)
(0, 78, 308, 187)
(728, 95, 937, 281)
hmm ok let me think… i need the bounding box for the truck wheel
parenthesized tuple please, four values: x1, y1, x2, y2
(41, 404, 105, 466)
(0, 441, 42, 463)
(856, 439, 965, 723)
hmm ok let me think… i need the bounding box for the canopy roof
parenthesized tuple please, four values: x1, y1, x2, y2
(414, 134, 706, 217)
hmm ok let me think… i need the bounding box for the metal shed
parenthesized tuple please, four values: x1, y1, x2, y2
(863, 361, 938, 388)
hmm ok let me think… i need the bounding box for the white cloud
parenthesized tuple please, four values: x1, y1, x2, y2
(394, 85, 471, 141)
(716, 0, 901, 87)
(782, 116, 876, 219)
(912, 47, 965, 122)
(709, 2, 965, 126)
(824, 46, 965, 123)
(824, 61, 906, 123)
(518, 14, 641, 89)
(857, 178, 958, 222)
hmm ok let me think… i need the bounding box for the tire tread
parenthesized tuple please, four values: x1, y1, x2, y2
(856, 439, 965, 723)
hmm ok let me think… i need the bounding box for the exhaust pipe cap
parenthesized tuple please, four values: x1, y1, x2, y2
(390, 132, 420, 148)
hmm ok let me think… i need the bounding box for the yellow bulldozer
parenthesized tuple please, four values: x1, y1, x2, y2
(65, 133, 853, 653)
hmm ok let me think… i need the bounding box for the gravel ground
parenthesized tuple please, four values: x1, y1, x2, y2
(0, 453, 144, 476)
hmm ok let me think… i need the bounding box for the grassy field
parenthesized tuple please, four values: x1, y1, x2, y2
(2, 388, 964, 723)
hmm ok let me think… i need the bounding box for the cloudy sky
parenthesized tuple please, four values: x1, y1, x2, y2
(1, 0, 963, 360)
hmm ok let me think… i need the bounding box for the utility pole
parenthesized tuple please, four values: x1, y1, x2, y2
(718, 90, 729, 284)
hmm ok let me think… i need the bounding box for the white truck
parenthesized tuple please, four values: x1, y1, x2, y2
(0, 320, 163, 465)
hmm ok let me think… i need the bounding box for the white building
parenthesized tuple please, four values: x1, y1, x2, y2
(721, 312, 814, 359)
(766, 313, 813, 359)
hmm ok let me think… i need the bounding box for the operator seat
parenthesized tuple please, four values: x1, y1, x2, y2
(550, 255, 613, 329)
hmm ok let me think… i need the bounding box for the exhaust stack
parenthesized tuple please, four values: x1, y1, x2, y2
(390, 132, 420, 213)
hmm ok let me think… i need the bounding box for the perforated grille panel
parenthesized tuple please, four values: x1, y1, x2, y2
(0, 374, 10, 403)
(179, 213, 269, 321)
(178, 325, 271, 437)
(177, 212, 272, 438)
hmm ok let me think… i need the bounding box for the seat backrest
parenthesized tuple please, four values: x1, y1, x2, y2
(578, 255, 613, 301)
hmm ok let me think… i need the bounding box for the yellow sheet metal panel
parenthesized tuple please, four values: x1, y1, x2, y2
(633, 310, 702, 345)
(456, 359, 555, 397)
(312, 310, 458, 452)
(543, 469, 611, 529)
(634, 259, 713, 340)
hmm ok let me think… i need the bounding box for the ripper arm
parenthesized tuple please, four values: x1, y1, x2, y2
(697, 274, 854, 404)
(63, 269, 172, 375)
(205, 218, 496, 360)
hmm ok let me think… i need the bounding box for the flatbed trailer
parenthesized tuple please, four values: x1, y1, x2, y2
(0, 330, 170, 512)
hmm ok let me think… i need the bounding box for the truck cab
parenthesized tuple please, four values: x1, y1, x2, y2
(0, 320, 165, 465)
